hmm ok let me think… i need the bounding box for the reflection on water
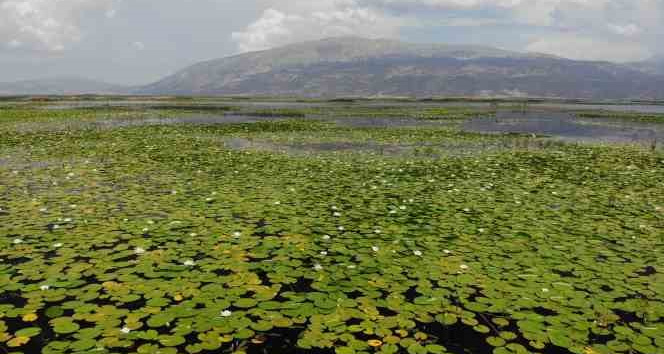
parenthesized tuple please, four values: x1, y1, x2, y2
(463, 110, 662, 146)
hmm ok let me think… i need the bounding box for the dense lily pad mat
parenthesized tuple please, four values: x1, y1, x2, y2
(0, 104, 663, 354)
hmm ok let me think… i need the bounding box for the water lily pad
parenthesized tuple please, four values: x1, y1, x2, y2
(7, 336, 30, 347)
(52, 319, 80, 334)
(15, 327, 41, 337)
(159, 335, 186, 347)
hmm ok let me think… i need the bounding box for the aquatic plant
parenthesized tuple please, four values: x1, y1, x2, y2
(0, 100, 662, 354)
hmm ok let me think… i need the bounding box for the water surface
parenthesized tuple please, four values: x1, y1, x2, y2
(463, 110, 662, 146)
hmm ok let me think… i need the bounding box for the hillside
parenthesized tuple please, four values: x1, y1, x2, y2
(0, 77, 127, 95)
(630, 56, 664, 76)
(138, 37, 664, 99)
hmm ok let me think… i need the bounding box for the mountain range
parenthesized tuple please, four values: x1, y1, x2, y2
(629, 56, 664, 76)
(0, 77, 127, 96)
(3, 37, 664, 99)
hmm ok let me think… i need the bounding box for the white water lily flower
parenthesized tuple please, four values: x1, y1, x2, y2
(142, 228, 149, 232)
(374, 229, 381, 234)
(333, 212, 342, 217)
(13, 238, 24, 244)
(322, 235, 331, 240)
(232, 232, 241, 238)
(371, 246, 380, 252)
(40, 285, 50, 291)
(64, 218, 72, 222)
(134, 247, 146, 255)
(413, 250, 423, 257)
(542, 288, 550, 293)
(220, 310, 232, 317)
(313, 264, 323, 271)
(459, 264, 469, 270)
(183, 260, 196, 266)
(320, 251, 328, 256)
(389, 210, 397, 214)
(274, 201, 281, 205)
(120, 327, 131, 334)
(463, 208, 471, 212)
(189, 233, 198, 237)
(39, 208, 48, 212)
(53, 243, 63, 248)
(478, 228, 486, 233)
(205, 198, 213, 202)
(347, 264, 357, 269)
(331, 206, 338, 210)
(443, 250, 452, 254)
(171, 190, 178, 195)
(337, 226, 345, 231)
(399, 206, 406, 210)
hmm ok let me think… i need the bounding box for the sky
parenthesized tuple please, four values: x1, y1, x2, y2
(0, 0, 662, 85)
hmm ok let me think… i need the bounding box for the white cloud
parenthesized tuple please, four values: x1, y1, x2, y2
(607, 23, 642, 37)
(231, 0, 403, 53)
(105, 9, 117, 19)
(0, 0, 116, 51)
(132, 41, 145, 50)
(232, 0, 663, 61)
(7, 39, 22, 48)
(366, 0, 661, 29)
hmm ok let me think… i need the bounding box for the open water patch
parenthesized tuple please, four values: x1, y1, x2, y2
(462, 110, 663, 147)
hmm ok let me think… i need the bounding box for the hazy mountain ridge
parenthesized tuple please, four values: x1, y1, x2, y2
(0, 77, 127, 95)
(630, 56, 664, 76)
(2, 38, 664, 99)
(138, 37, 664, 99)
(138, 37, 546, 94)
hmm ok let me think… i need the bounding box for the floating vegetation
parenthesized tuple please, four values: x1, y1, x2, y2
(0, 99, 663, 354)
